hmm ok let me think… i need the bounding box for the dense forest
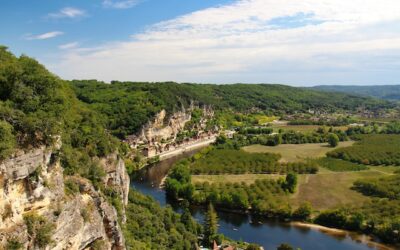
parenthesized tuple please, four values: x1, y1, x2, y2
(314, 85, 400, 101)
(70, 80, 392, 138)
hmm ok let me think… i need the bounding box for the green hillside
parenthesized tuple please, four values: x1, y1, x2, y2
(71, 80, 392, 138)
(313, 85, 400, 101)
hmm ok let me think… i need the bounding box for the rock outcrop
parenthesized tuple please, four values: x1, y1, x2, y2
(126, 105, 217, 158)
(0, 145, 127, 250)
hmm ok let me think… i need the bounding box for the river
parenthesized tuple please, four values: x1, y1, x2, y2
(130, 150, 394, 250)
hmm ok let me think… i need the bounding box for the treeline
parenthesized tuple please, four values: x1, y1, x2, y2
(190, 148, 318, 175)
(288, 116, 355, 126)
(70, 80, 392, 139)
(218, 128, 347, 150)
(327, 134, 400, 166)
(238, 127, 273, 135)
(314, 199, 400, 244)
(346, 121, 400, 135)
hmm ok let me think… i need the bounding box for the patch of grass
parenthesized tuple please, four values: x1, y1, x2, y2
(291, 171, 386, 210)
(243, 141, 354, 163)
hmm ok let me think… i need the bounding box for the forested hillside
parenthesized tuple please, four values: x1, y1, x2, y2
(313, 85, 400, 101)
(70, 80, 392, 138)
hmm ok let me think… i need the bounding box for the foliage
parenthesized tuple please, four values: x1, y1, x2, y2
(315, 157, 369, 172)
(327, 133, 339, 147)
(70, 80, 391, 139)
(0, 120, 15, 159)
(328, 134, 400, 166)
(23, 213, 54, 248)
(282, 172, 297, 193)
(292, 203, 312, 221)
(353, 174, 400, 200)
(123, 189, 199, 250)
(277, 243, 294, 250)
(189, 148, 318, 175)
(6, 238, 23, 250)
(203, 203, 219, 247)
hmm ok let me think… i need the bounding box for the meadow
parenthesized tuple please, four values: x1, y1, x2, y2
(242, 141, 354, 162)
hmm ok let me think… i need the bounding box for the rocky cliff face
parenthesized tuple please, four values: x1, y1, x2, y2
(125, 106, 216, 157)
(0, 145, 128, 250)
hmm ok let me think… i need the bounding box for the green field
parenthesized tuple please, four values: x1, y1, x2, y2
(192, 174, 283, 185)
(291, 171, 385, 210)
(243, 141, 354, 162)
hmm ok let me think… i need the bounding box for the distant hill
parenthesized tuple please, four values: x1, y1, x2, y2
(313, 85, 400, 101)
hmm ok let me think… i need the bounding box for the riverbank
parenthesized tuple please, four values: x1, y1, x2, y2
(291, 222, 396, 250)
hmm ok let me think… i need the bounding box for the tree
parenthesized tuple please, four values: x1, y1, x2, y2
(283, 172, 298, 193)
(328, 133, 339, 147)
(293, 202, 312, 221)
(246, 243, 261, 250)
(203, 203, 218, 247)
(277, 243, 294, 250)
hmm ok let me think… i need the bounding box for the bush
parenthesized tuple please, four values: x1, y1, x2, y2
(23, 213, 54, 248)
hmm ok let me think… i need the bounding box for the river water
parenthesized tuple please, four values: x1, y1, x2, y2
(131, 151, 393, 250)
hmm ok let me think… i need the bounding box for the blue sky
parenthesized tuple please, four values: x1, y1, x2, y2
(1, 0, 400, 86)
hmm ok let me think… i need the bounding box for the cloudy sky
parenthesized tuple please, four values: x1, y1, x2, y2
(1, 0, 400, 86)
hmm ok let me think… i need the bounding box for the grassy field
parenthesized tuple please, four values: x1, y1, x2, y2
(192, 174, 284, 185)
(242, 141, 354, 162)
(290, 170, 386, 210)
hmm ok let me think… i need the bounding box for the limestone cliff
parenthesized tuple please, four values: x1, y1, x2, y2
(125, 105, 217, 157)
(0, 145, 128, 250)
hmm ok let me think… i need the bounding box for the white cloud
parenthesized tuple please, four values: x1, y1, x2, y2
(52, 0, 400, 85)
(59, 42, 79, 50)
(48, 7, 86, 19)
(26, 31, 64, 40)
(102, 0, 141, 9)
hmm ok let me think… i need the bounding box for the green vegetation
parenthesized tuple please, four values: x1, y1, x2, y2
(243, 141, 354, 163)
(124, 189, 200, 250)
(203, 203, 219, 247)
(315, 157, 369, 172)
(71, 80, 391, 138)
(23, 213, 54, 248)
(328, 134, 400, 166)
(327, 133, 339, 147)
(314, 84, 400, 101)
(353, 174, 400, 200)
(190, 148, 318, 175)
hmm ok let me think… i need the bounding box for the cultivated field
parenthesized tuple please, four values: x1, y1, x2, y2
(242, 141, 354, 162)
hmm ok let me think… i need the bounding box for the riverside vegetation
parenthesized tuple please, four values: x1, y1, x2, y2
(1, 46, 400, 249)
